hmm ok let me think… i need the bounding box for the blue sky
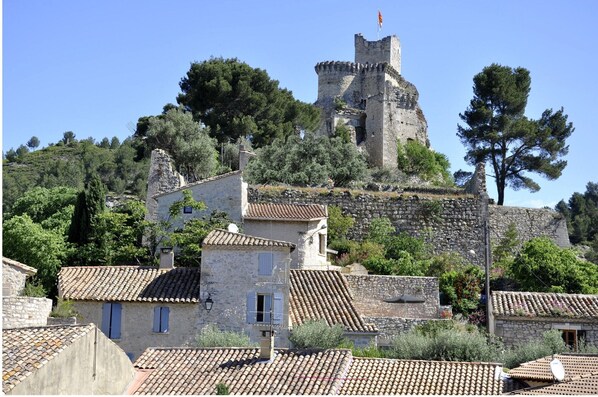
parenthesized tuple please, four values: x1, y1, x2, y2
(3, 0, 597, 208)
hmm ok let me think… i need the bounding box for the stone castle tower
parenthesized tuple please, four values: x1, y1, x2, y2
(315, 33, 429, 168)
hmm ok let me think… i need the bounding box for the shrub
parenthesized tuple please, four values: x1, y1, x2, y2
(327, 206, 355, 243)
(195, 324, 255, 347)
(216, 383, 230, 395)
(389, 327, 500, 362)
(439, 265, 484, 315)
(50, 298, 79, 318)
(501, 330, 567, 369)
(396, 141, 453, 185)
(352, 343, 387, 358)
(20, 280, 47, 297)
(290, 319, 347, 349)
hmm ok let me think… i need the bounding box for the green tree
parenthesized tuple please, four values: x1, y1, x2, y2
(509, 237, 598, 293)
(457, 64, 574, 205)
(62, 131, 76, 145)
(27, 136, 40, 150)
(176, 57, 320, 147)
(327, 206, 355, 243)
(8, 186, 78, 224)
(245, 133, 366, 187)
(3, 214, 67, 296)
(397, 140, 452, 185)
(139, 107, 219, 182)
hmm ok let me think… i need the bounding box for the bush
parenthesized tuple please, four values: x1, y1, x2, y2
(50, 298, 79, 318)
(195, 324, 255, 347)
(20, 280, 47, 297)
(290, 319, 347, 349)
(352, 343, 387, 358)
(501, 330, 566, 369)
(327, 206, 355, 243)
(389, 326, 500, 362)
(439, 265, 484, 315)
(396, 141, 453, 185)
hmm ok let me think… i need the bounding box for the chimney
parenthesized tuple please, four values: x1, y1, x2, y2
(238, 144, 256, 171)
(259, 330, 275, 361)
(159, 247, 175, 269)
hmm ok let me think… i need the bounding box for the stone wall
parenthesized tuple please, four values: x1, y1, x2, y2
(367, 317, 450, 345)
(145, 149, 186, 222)
(2, 263, 29, 296)
(344, 274, 440, 319)
(72, 301, 199, 361)
(2, 297, 52, 328)
(248, 186, 487, 267)
(489, 205, 570, 248)
(494, 317, 598, 348)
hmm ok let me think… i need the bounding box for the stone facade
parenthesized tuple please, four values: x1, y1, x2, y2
(2, 296, 52, 329)
(244, 218, 328, 269)
(72, 301, 199, 360)
(494, 317, 598, 348)
(199, 244, 292, 347)
(489, 205, 570, 248)
(154, 171, 247, 228)
(315, 33, 428, 168)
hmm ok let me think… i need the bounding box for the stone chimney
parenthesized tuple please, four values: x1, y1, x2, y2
(159, 248, 175, 269)
(238, 144, 256, 172)
(259, 330, 275, 361)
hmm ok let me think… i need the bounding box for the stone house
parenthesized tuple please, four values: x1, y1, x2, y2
(491, 291, 598, 349)
(198, 229, 295, 346)
(129, 346, 505, 395)
(58, 258, 201, 360)
(2, 257, 52, 329)
(2, 323, 135, 395)
(243, 202, 328, 269)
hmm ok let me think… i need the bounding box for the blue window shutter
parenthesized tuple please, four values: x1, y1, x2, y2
(273, 293, 283, 325)
(101, 303, 112, 337)
(258, 253, 273, 276)
(263, 295, 272, 324)
(161, 307, 170, 333)
(246, 292, 256, 324)
(153, 307, 161, 333)
(111, 303, 122, 339)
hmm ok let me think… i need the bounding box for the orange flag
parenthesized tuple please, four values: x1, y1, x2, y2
(378, 10, 383, 28)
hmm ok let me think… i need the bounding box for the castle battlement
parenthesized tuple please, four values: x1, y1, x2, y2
(314, 33, 428, 169)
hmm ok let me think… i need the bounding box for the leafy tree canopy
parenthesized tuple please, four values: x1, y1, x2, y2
(176, 58, 320, 147)
(457, 64, 574, 205)
(244, 133, 367, 187)
(509, 237, 598, 294)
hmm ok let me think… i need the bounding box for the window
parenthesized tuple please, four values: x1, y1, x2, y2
(258, 252, 274, 276)
(247, 292, 283, 325)
(183, 206, 193, 214)
(319, 233, 326, 255)
(153, 306, 170, 333)
(101, 302, 122, 339)
(562, 329, 587, 351)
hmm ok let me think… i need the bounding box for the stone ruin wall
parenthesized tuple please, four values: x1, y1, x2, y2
(248, 186, 487, 267)
(145, 149, 186, 222)
(248, 185, 571, 267)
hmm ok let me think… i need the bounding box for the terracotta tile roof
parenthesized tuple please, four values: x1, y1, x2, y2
(245, 203, 327, 221)
(508, 354, 598, 382)
(290, 269, 377, 333)
(131, 347, 352, 395)
(203, 229, 296, 250)
(513, 372, 598, 395)
(492, 291, 598, 319)
(58, 266, 201, 302)
(2, 324, 95, 393)
(340, 357, 504, 395)
(2, 257, 37, 275)
(153, 170, 242, 198)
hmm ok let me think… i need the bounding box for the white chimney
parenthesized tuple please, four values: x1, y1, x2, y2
(159, 248, 175, 269)
(259, 330, 275, 361)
